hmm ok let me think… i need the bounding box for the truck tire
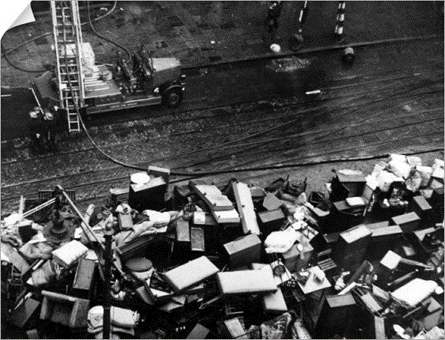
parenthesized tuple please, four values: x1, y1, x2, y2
(162, 87, 183, 108)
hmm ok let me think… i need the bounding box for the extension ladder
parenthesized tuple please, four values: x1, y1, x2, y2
(51, 1, 85, 132)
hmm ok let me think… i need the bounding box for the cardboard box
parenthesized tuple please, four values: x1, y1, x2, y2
(411, 196, 433, 220)
(257, 209, 286, 235)
(391, 212, 421, 233)
(331, 225, 372, 271)
(316, 293, 356, 338)
(366, 221, 402, 258)
(379, 250, 401, 286)
(262, 288, 288, 313)
(10, 296, 41, 328)
(223, 234, 262, 269)
(72, 258, 96, 298)
(129, 176, 167, 212)
(330, 171, 366, 201)
(263, 193, 283, 211)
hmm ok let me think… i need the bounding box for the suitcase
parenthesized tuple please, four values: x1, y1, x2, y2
(331, 225, 372, 271)
(223, 234, 262, 269)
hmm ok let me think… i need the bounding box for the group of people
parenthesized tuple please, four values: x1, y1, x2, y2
(29, 106, 59, 153)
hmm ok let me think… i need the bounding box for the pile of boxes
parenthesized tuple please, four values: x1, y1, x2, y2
(1, 156, 444, 339)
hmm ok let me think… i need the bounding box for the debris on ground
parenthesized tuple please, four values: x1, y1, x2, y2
(1, 155, 444, 339)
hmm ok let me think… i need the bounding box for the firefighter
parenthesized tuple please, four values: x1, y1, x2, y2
(28, 106, 45, 153)
(264, 1, 283, 36)
(44, 106, 59, 151)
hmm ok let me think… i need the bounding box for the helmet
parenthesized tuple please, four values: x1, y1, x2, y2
(33, 106, 40, 112)
(270, 43, 281, 53)
(29, 110, 39, 119)
(45, 111, 54, 120)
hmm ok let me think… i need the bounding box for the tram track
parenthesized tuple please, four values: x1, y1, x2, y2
(157, 84, 444, 170)
(193, 116, 444, 171)
(2, 125, 442, 214)
(2, 100, 442, 204)
(1, 78, 442, 193)
(172, 108, 444, 171)
(1, 70, 441, 165)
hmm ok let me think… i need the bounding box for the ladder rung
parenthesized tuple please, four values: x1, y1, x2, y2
(59, 69, 79, 72)
(60, 74, 79, 77)
(56, 37, 76, 41)
(62, 81, 80, 85)
(60, 72, 80, 76)
(59, 61, 79, 65)
(61, 79, 80, 83)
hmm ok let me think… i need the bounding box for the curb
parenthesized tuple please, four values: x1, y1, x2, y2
(183, 34, 442, 71)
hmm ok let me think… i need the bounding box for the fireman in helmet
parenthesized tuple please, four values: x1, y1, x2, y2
(264, 1, 283, 35)
(28, 106, 46, 153)
(44, 106, 59, 151)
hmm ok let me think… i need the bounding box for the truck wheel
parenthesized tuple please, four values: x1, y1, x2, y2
(162, 87, 183, 108)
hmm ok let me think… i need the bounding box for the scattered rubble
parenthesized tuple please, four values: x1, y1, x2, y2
(1, 154, 444, 339)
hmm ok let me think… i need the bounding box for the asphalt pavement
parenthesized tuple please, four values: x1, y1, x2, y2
(0, 1, 443, 140)
(1, 1, 442, 87)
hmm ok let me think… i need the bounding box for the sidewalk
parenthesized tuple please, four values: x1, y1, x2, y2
(1, 1, 443, 87)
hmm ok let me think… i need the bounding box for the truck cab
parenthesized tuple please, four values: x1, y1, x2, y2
(33, 43, 186, 120)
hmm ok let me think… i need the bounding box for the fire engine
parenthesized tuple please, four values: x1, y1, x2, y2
(32, 1, 186, 133)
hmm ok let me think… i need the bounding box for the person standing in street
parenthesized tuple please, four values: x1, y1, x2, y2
(264, 1, 284, 41)
(44, 106, 59, 152)
(28, 106, 46, 153)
